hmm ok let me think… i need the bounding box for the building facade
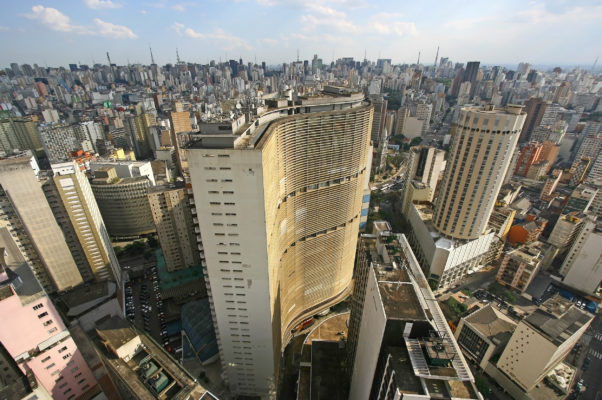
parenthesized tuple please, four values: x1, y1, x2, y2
(401, 145, 445, 216)
(559, 216, 602, 295)
(348, 224, 478, 400)
(90, 167, 155, 238)
(497, 296, 592, 392)
(147, 186, 200, 272)
(45, 163, 121, 283)
(0, 255, 98, 399)
(497, 242, 544, 293)
(433, 104, 525, 240)
(186, 88, 372, 397)
(0, 156, 82, 292)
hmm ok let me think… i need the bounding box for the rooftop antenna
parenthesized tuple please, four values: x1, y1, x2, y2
(106, 51, 112, 66)
(592, 56, 599, 72)
(149, 44, 155, 65)
(417, 51, 421, 65)
(434, 46, 439, 67)
(176, 48, 181, 64)
(364, 49, 367, 61)
(297, 48, 299, 63)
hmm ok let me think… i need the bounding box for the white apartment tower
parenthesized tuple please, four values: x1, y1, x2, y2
(186, 88, 372, 398)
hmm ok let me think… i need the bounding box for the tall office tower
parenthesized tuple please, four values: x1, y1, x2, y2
(463, 61, 480, 97)
(520, 97, 547, 142)
(147, 185, 200, 272)
(497, 295, 592, 395)
(38, 123, 80, 163)
(553, 81, 571, 104)
(416, 102, 433, 134)
(450, 67, 465, 97)
(0, 156, 82, 293)
(43, 163, 120, 283)
(559, 216, 602, 295)
(347, 223, 478, 400)
(77, 121, 104, 153)
(394, 106, 409, 135)
(401, 146, 445, 215)
(0, 253, 99, 399)
(90, 167, 155, 238)
(187, 87, 371, 397)
(369, 94, 388, 171)
(124, 113, 155, 159)
(433, 105, 526, 240)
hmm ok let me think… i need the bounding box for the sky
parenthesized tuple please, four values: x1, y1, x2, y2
(0, 0, 601, 68)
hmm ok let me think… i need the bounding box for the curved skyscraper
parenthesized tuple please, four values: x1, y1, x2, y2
(187, 87, 372, 398)
(433, 104, 526, 240)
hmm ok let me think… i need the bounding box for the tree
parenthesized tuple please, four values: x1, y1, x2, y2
(475, 374, 490, 396)
(409, 136, 423, 147)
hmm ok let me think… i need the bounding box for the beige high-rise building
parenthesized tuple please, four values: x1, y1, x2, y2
(148, 186, 199, 272)
(44, 163, 121, 282)
(0, 156, 83, 292)
(433, 105, 526, 240)
(186, 87, 372, 398)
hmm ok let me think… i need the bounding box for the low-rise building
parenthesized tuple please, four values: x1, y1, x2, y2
(347, 222, 479, 400)
(407, 203, 494, 289)
(496, 295, 592, 394)
(455, 305, 516, 370)
(91, 316, 217, 399)
(497, 242, 544, 293)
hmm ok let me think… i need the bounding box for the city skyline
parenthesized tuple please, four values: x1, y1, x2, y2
(0, 0, 601, 67)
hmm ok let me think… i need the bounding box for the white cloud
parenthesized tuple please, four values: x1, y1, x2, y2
(0, 26, 10, 31)
(93, 18, 137, 38)
(172, 22, 185, 35)
(183, 27, 251, 50)
(173, 24, 251, 50)
(141, 9, 147, 14)
(25, 5, 136, 39)
(84, 0, 122, 9)
(371, 20, 417, 37)
(261, 38, 278, 46)
(25, 5, 84, 32)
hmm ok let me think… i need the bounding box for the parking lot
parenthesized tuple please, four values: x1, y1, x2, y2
(124, 264, 171, 349)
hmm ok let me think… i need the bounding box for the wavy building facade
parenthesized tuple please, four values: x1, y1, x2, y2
(186, 87, 372, 398)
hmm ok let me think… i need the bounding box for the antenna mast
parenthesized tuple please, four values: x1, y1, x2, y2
(149, 45, 155, 65)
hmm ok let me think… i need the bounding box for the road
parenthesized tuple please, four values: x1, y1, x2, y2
(580, 311, 602, 400)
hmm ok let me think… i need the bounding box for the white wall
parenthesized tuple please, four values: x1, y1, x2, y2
(187, 148, 275, 398)
(349, 267, 387, 400)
